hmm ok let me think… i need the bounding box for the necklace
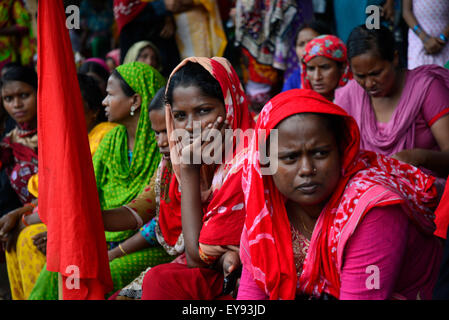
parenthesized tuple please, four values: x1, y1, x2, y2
(286, 201, 317, 237)
(300, 217, 313, 235)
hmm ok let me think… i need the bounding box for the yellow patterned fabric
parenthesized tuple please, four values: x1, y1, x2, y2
(5, 223, 47, 300)
(8, 121, 118, 299)
(87, 122, 119, 156)
(174, 0, 227, 59)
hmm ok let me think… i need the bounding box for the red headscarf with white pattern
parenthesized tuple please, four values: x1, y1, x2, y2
(158, 57, 255, 250)
(241, 89, 438, 299)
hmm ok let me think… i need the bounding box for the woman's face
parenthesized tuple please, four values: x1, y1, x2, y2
(1, 81, 37, 124)
(137, 46, 158, 70)
(149, 108, 170, 159)
(305, 56, 343, 100)
(349, 51, 398, 97)
(171, 85, 226, 144)
(270, 114, 341, 210)
(296, 28, 320, 61)
(102, 75, 135, 123)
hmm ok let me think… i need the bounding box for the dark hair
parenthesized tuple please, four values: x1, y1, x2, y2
(77, 73, 107, 123)
(149, 86, 166, 112)
(347, 24, 396, 61)
(1, 62, 22, 77)
(111, 69, 136, 97)
(79, 61, 110, 85)
(1, 65, 38, 90)
(295, 20, 333, 42)
(166, 62, 223, 106)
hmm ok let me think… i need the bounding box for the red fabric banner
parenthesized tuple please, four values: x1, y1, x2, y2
(37, 1, 113, 299)
(435, 180, 449, 239)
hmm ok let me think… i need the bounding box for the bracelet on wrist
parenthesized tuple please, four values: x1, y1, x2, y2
(23, 202, 36, 214)
(21, 214, 29, 227)
(413, 24, 422, 35)
(26, 202, 36, 209)
(118, 243, 128, 256)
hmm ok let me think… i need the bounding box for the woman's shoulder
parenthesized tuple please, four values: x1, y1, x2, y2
(335, 79, 361, 94)
(90, 122, 119, 136)
(406, 65, 449, 86)
(3, 126, 38, 149)
(333, 80, 365, 116)
(89, 122, 120, 156)
(282, 70, 302, 92)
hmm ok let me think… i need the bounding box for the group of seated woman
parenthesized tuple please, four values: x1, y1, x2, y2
(0, 23, 449, 300)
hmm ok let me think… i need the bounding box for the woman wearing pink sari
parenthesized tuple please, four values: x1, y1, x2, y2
(238, 89, 442, 300)
(334, 25, 449, 238)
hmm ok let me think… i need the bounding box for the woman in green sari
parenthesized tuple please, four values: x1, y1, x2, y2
(28, 62, 173, 299)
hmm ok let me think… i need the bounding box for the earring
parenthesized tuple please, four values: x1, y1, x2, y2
(130, 105, 136, 116)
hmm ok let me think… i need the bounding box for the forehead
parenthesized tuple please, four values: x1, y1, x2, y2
(1, 80, 34, 94)
(171, 85, 220, 110)
(149, 109, 166, 130)
(139, 46, 155, 55)
(297, 28, 319, 42)
(275, 114, 335, 148)
(306, 56, 336, 66)
(106, 75, 122, 90)
(350, 52, 386, 71)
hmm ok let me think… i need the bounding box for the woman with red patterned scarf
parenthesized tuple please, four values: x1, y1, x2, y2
(301, 34, 352, 101)
(238, 89, 442, 300)
(0, 65, 37, 205)
(140, 57, 255, 299)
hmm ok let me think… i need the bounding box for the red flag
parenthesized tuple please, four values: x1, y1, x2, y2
(37, 1, 113, 299)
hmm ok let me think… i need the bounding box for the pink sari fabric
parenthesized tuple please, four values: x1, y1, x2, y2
(239, 204, 443, 300)
(334, 65, 449, 157)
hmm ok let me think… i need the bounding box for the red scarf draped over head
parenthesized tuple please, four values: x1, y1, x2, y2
(113, 0, 147, 34)
(242, 89, 438, 299)
(158, 57, 255, 248)
(301, 35, 352, 90)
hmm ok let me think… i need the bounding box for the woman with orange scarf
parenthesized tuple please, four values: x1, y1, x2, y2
(238, 89, 442, 300)
(140, 56, 254, 299)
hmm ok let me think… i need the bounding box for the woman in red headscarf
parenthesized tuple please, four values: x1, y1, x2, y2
(301, 35, 352, 101)
(140, 57, 254, 300)
(238, 89, 442, 300)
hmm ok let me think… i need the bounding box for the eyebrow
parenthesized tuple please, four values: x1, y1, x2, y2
(307, 63, 331, 68)
(355, 69, 381, 77)
(172, 103, 217, 112)
(277, 144, 333, 156)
